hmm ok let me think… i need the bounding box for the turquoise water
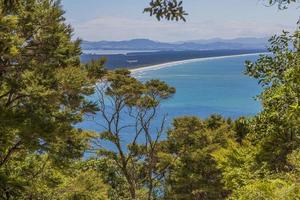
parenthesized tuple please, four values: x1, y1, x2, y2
(78, 54, 262, 149)
(78, 54, 262, 134)
(133, 54, 262, 119)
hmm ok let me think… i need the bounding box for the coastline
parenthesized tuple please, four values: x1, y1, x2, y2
(130, 52, 266, 73)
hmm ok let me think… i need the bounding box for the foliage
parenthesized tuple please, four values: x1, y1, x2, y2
(144, 0, 299, 21)
(245, 29, 300, 171)
(0, 0, 105, 198)
(92, 69, 175, 200)
(159, 116, 233, 199)
(268, 0, 299, 9)
(212, 29, 300, 199)
(1, 0, 300, 199)
(230, 178, 300, 200)
(0, 152, 109, 199)
(0, 0, 105, 168)
(144, 0, 187, 21)
(227, 149, 300, 200)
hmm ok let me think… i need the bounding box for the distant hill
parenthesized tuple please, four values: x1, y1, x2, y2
(81, 37, 269, 51)
(81, 39, 174, 50)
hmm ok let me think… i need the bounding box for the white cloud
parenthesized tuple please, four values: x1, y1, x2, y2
(70, 16, 297, 42)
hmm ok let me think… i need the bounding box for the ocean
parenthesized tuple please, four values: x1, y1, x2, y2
(133, 54, 262, 120)
(78, 54, 262, 136)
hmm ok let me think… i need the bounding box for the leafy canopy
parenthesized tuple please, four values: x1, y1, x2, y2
(0, 0, 105, 197)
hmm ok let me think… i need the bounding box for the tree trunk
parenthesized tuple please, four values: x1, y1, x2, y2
(129, 184, 136, 200)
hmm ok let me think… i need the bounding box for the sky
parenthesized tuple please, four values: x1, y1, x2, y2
(62, 0, 299, 42)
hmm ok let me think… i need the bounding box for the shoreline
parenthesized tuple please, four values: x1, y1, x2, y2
(130, 52, 266, 73)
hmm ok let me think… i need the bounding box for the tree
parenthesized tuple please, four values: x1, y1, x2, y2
(82, 158, 132, 200)
(159, 116, 233, 199)
(0, 1, 106, 198)
(144, 0, 187, 21)
(233, 117, 251, 144)
(1, 0, 299, 199)
(0, 0, 104, 167)
(245, 29, 300, 171)
(91, 69, 175, 200)
(214, 145, 300, 200)
(268, 0, 299, 9)
(0, 152, 109, 199)
(213, 28, 300, 199)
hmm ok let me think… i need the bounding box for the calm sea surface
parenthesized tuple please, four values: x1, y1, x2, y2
(78, 54, 262, 135)
(133, 54, 261, 117)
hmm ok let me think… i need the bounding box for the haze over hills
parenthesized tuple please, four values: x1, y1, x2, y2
(81, 37, 269, 51)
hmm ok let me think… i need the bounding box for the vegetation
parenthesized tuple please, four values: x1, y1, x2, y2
(0, 0, 299, 199)
(144, 0, 299, 21)
(92, 69, 175, 199)
(160, 116, 232, 199)
(0, 0, 107, 198)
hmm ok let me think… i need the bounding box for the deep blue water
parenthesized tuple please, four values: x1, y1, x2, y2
(78, 54, 262, 146)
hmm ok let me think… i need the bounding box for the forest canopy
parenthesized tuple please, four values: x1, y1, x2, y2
(0, 0, 299, 199)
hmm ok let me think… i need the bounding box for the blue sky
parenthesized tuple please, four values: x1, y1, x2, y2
(62, 0, 299, 42)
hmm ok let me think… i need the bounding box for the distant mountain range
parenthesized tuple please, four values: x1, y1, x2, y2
(81, 37, 269, 51)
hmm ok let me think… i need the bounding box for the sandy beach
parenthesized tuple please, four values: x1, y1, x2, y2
(130, 52, 266, 73)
